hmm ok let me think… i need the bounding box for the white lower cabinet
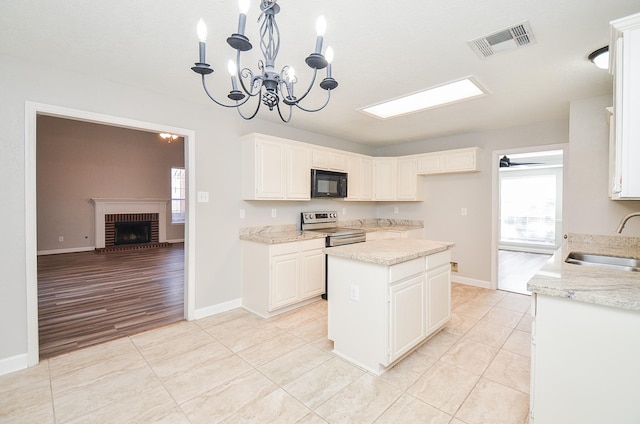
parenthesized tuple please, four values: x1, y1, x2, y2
(328, 249, 451, 375)
(242, 238, 326, 317)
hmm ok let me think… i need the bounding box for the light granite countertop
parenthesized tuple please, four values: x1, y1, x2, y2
(527, 233, 640, 312)
(240, 219, 424, 244)
(324, 239, 455, 266)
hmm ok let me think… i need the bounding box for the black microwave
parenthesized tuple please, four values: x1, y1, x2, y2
(311, 169, 348, 198)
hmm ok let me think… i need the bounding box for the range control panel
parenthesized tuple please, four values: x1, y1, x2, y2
(301, 211, 338, 224)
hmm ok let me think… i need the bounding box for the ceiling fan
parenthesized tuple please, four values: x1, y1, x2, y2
(499, 155, 543, 168)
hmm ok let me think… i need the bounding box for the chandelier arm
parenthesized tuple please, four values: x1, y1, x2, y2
(200, 75, 252, 108)
(289, 68, 319, 104)
(236, 94, 263, 120)
(294, 89, 332, 113)
(275, 100, 293, 123)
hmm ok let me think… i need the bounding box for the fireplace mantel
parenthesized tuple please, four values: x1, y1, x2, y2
(91, 198, 169, 248)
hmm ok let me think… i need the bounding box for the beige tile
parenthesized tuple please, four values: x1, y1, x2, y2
(455, 378, 529, 424)
(440, 339, 498, 375)
(516, 313, 533, 333)
(310, 336, 334, 352)
(444, 312, 479, 337)
(378, 350, 438, 391)
(52, 365, 162, 423)
(502, 330, 532, 358)
(146, 339, 233, 380)
(130, 321, 216, 363)
(162, 353, 254, 404)
(237, 332, 306, 367)
(269, 306, 323, 331)
(219, 388, 310, 424)
(196, 307, 257, 330)
(449, 419, 468, 424)
(315, 374, 402, 424)
(495, 295, 531, 313)
(51, 345, 147, 394)
(288, 318, 328, 342)
(463, 320, 513, 348)
(48, 336, 139, 377)
(484, 350, 530, 394)
(258, 344, 333, 386)
(0, 378, 54, 423)
(408, 361, 479, 416)
(453, 302, 492, 320)
(416, 329, 460, 358)
(64, 383, 188, 424)
(180, 370, 278, 424)
(201, 311, 264, 340)
(216, 321, 287, 352)
(481, 307, 523, 328)
(0, 359, 50, 393)
(283, 357, 365, 409)
(297, 412, 329, 423)
(467, 290, 507, 306)
(373, 394, 451, 424)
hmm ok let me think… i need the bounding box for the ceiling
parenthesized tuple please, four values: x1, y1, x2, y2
(1, 1, 639, 146)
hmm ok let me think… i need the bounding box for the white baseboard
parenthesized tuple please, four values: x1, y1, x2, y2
(0, 353, 28, 377)
(37, 246, 95, 256)
(452, 275, 492, 289)
(194, 298, 242, 320)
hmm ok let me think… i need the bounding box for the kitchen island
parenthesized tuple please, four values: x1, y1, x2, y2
(325, 239, 455, 375)
(527, 234, 640, 424)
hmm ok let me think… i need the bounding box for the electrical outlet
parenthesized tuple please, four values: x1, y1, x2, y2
(342, 207, 347, 215)
(394, 207, 399, 214)
(450, 261, 458, 272)
(271, 208, 277, 218)
(58, 236, 64, 242)
(350, 284, 360, 301)
(239, 209, 245, 219)
(461, 207, 468, 216)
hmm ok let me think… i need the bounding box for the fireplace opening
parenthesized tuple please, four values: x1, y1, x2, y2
(114, 221, 152, 245)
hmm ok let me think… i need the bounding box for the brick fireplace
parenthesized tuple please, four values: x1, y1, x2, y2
(91, 198, 169, 249)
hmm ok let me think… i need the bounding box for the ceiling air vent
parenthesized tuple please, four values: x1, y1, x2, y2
(468, 21, 536, 59)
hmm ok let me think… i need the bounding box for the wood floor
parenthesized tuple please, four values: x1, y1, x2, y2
(498, 249, 551, 295)
(37, 244, 184, 358)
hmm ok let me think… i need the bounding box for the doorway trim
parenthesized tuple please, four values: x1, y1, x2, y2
(490, 143, 568, 290)
(25, 101, 196, 366)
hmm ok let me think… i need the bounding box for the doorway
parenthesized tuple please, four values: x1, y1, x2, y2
(25, 102, 196, 366)
(492, 147, 565, 294)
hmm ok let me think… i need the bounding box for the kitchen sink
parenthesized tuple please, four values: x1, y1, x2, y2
(565, 252, 640, 272)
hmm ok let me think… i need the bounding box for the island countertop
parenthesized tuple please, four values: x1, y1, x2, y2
(527, 234, 640, 311)
(325, 239, 455, 266)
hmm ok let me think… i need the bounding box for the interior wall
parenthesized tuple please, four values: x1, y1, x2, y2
(374, 120, 570, 285)
(36, 116, 185, 252)
(566, 95, 640, 236)
(0, 53, 375, 366)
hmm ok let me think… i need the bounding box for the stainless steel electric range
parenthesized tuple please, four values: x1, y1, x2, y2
(301, 211, 366, 298)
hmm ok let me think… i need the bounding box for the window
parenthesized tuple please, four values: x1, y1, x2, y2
(171, 167, 185, 224)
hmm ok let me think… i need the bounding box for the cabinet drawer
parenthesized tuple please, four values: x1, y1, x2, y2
(389, 257, 424, 282)
(425, 250, 451, 270)
(270, 241, 299, 256)
(299, 238, 326, 251)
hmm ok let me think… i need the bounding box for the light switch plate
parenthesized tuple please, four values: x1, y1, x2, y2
(197, 191, 209, 203)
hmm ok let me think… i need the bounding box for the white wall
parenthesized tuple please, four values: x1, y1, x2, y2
(374, 120, 570, 285)
(0, 53, 375, 366)
(566, 95, 640, 235)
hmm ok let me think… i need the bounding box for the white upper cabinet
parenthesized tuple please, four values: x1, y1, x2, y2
(373, 158, 397, 201)
(312, 148, 346, 171)
(397, 157, 423, 201)
(610, 13, 640, 199)
(416, 147, 481, 175)
(344, 154, 373, 201)
(241, 133, 311, 200)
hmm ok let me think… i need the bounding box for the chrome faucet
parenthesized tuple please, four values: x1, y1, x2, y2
(616, 212, 640, 233)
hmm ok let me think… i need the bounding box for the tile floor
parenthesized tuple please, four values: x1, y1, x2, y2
(1, 283, 532, 424)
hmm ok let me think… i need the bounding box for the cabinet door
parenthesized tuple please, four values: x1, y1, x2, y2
(345, 155, 361, 200)
(417, 153, 444, 174)
(287, 146, 311, 199)
(300, 248, 326, 299)
(397, 158, 420, 201)
(329, 153, 346, 171)
(426, 264, 451, 334)
(270, 253, 299, 311)
(388, 274, 426, 364)
(256, 141, 286, 199)
(444, 149, 479, 173)
(311, 149, 330, 170)
(374, 158, 396, 200)
(360, 158, 373, 200)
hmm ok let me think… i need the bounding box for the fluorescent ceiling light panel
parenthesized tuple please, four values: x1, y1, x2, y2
(361, 78, 487, 119)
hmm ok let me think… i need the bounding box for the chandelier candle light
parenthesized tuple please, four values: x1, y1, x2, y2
(191, 0, 338, 122)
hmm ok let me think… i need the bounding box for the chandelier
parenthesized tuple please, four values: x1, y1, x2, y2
(191, 0, 338, 122)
